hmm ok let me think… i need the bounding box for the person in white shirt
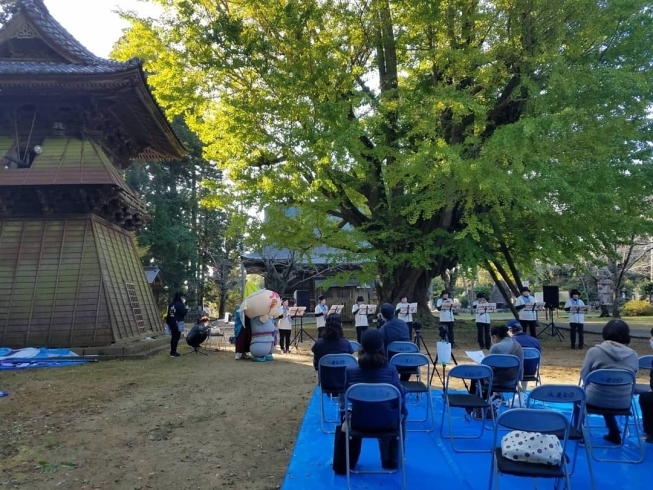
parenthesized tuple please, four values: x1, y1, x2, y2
(315, 295, 328, 338)
(436, 290, 455, 346)
(472, 292, 491, 349)
(352, 295, 369, 343)
(514, 286, 537, 336)
(564, 289, 585, 349)
(278, 298, 293, 354)
(395, 294, 414, 341)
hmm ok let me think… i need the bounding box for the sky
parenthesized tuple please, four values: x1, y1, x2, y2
(44, 0, 161, 58)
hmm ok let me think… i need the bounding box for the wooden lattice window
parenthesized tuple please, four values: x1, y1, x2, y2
(125, 282, 146, 333)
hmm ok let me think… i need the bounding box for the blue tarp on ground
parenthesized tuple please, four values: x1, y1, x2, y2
(0, 347, 93, 370)
(282, 387, 653, 489)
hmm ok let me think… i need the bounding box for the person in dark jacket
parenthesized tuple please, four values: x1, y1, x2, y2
(638, 328, 653, 443)
(378, 303, 411, 354)
(167, 292, 188, 358)
(344, 329, 407, 469)
(508, 319, 541, 391)
(312, 314, 354, 382)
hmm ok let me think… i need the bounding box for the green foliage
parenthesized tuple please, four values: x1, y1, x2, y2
(643, 282, 653, 296)
(621, 299, 653, 317)
(114, 0, 653, 307)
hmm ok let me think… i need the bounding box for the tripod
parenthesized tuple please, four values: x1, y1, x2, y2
(537, 308, 565, 342)
(188, 345, 208, 355)
(414, 328, 462, 388)
(290, 315, 314, 350)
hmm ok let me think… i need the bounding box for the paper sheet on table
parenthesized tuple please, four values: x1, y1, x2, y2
(465, 350, 486, 364)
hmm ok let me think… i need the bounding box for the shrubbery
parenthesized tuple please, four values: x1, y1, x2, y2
(621, 299, 653, 317)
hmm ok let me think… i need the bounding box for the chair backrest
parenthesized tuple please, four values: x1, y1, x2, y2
(387, 341, 419, 356)
(318, 354, 358, 391)
(495, 408, 569, 443)
(584, 368, 636, 391)
(639, 355, 653, 371)
(522, 348, 541, 364)
(345, 383, 402, 430)
(390, 353, 430, 369)
(528, 385, 586, 428)
(350, 340, 360, 352)
(446, 364, 493, 396)
(482, 354, 522, 389)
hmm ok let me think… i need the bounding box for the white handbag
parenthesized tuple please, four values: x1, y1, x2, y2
(501, 430, 563, 465)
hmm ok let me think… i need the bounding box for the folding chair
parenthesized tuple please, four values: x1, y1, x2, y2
(527, 385, 596, 490)
(582, 368, 644, 464)
(387, 341, 419, 380)
(344, 383, 406, 490)
(489, 408, 571, 490)
(636, 355, 653, 395)
(389, 353, 434, 432)
(349, 340, 360, 353)
(521, 348, 542, 388)
(482, 354, 523, 415)
(318, 353, 358, 433)
(440, 364, 495, 452)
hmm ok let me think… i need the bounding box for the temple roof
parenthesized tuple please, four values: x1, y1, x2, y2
(0, 0, 186, 161)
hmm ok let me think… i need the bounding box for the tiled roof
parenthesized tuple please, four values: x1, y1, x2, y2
(0, 60, 138, 75)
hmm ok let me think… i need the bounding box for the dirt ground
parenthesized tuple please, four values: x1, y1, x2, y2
(1, 323, 651, 489)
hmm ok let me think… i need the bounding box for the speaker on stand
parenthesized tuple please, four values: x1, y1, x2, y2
(539, 285, 564, 341)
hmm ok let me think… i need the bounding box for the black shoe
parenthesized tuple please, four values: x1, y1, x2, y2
(170, 353, 181, 358)
(578, 344, 585, 349)
(603, 432, 621, 445)
(571, 345, 576, 350)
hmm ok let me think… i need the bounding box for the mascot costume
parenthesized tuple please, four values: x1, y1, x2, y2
(234, 289, 281, 361)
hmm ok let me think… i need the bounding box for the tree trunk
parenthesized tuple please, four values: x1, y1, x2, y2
(218, 263, 228, 318)
(486, 260, 520, 318)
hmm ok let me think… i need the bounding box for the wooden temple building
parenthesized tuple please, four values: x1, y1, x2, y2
(0, 0, 185, 347)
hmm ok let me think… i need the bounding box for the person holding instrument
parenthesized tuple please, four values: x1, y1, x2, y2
(395, 294, 414, 341)
(352, 295, 368, 343)
(472, 292, 491, 350)
(436, 290, 455, 347)
(564, 289, 585, 349)
(515, 286, 537, 337)
(278, 298, 292, 354)
(315, 295, 328, 338)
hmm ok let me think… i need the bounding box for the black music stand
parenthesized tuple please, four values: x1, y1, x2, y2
(290, 307, 311, 349)
(328, 304, 344, 316)
(536, 303, 564, 341)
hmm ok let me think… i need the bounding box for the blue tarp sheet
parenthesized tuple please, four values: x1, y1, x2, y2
(0, 347, 93, 370)
(282, 387, 653, 489)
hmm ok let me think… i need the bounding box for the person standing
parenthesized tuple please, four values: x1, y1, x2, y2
(315, 295, 328, 338)
(515, 286, 537, 337)
(352, 295, 368, 343)
(436, 290, 455, 347)
(166, 292, 187, 358)
(395, 295, 414, 341)
(472, 292, 491, 349)
(278, 298, 292, 354)
(564, 289, 585, 349)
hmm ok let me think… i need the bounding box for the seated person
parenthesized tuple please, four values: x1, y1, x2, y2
(638, 328, 653, 444)
(576, 319, 638, 445)
(508, 319, 541, 390)
(342, 329, 407, 470)
(378, 303, 412, 381)
(311, 314, 354, 388)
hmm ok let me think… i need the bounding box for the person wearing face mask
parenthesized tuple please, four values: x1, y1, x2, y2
(514, 286, 537, 337)
(639, 328, 653, 444)
(166, 292, 188, 358)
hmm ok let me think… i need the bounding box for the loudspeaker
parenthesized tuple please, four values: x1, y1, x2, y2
(543, 286, 560, 309)
(293, 289, 310, 308)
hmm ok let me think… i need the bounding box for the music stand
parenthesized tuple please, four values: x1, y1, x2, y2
(358, 304, 377, 316)
(535, 302, 564, 341)
(475, 302, 496, 317)
(328, 305, 344, 315)
(289, 307, 311, 349)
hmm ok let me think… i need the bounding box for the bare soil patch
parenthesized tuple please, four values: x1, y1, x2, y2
(1, 322, 650, 489)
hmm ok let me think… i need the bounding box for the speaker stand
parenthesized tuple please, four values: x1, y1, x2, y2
(537, 308, 565, 342)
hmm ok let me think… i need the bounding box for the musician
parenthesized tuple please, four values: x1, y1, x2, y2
(436, 290, 455, 347)
(564, 289, 585, 350)
(514, 286, 537, 336)
(395, 294, 414, 340)
(315, 295, 328, 338)
(472, 292, 491, 349)
(352, 295, 369, 343)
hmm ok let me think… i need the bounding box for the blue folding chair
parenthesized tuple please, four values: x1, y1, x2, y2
(521, 348, 542, 388)
(317, 353, 358, 433)
(636, 355, 653, 395)
(390, 353, 434, 432)
(582, 368, 644, 464)
(387, 340, 420, 381)
(527, 384, 595, 490)
(482, 354, 523, 415)
(349, 340, 360, 353)
(344, 383, 406, 490)
(489, 408, 571, 490)
(440, 364, 495, 452)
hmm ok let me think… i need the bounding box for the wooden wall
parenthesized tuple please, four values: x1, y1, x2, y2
(0, 216, 163, 348)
